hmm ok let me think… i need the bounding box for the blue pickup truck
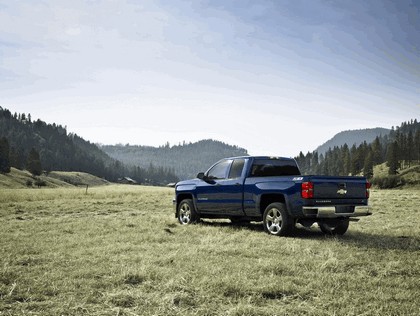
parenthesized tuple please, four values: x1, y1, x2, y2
(174, 156, 372, 236)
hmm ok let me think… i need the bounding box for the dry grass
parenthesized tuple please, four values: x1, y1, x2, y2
(0, 168, 108, 189)
(0, 185, 419, 315)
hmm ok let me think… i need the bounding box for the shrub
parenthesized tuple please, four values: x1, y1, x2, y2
(371, 175, 405, 189)
(25, 179, 33, 187)
(34, 178, 47, 188)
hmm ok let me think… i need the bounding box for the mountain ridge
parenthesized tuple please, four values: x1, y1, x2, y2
(315, 127, 391, 156)
(101, 139, 248, 180)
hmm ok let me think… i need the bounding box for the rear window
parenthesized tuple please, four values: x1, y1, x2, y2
(250, 159, 300, 177)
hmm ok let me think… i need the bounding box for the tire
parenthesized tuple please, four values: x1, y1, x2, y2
(177, 199, 199, 225)
(263, 203, 293, 236)
(318, 219, 349, 235)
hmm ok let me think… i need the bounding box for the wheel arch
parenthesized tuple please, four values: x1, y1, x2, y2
(259, 194, 287, 215)
(176, 193, 195, 215)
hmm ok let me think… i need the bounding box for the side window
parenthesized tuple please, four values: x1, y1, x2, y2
(228, 159, 245, 179)
(207, 160, 232, 180)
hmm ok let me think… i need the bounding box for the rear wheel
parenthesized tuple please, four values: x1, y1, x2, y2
(263, 203, 293, 236)
(318, 219, 349, 235)
(177, 199, 199, 225)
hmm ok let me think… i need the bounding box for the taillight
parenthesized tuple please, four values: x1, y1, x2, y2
(301, 182, 314, 199)
(366, 182, 371, 198)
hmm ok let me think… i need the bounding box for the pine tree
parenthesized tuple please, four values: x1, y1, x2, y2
(350, 145, 359, 175)
(341, 144, 351, 176)
(0, 137, 11, 173)
(386, 141, 399, 175)
(363, 151, 374, 179)
(27, 148, 42, 176)
(406, 130, 413, 167)
(371, 137, 383, 165)
(415, 129, 420, 163)
(297, 151, 306, 173)
(9, 147, 22, 169)
(311, 151, 319, 174)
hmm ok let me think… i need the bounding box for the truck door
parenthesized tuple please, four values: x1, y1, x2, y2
(196, 158, 246, 215)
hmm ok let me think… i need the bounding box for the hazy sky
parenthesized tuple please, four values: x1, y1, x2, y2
(1, 0, 419, 157)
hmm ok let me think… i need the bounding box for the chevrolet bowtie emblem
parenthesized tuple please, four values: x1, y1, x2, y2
(337, 189, 347, 195)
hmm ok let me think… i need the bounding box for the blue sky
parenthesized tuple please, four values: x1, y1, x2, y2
(0, 0, 419, 156)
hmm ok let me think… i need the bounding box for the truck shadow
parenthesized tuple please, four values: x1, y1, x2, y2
(198, 220, 419, 252)
(330, 231, 419, 251)
(295, 228, 419, 251)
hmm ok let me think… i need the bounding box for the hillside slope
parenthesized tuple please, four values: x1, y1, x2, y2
(316, 128, 390, 155)
(0, 168, 109, 189)
(0, 107, 119, 178)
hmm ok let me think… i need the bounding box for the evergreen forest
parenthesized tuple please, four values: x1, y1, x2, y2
(0, 107, 179, 185)
(295, 119, 420, 187)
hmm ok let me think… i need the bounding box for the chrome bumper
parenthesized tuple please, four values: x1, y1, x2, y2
(302, 206, 372, 218)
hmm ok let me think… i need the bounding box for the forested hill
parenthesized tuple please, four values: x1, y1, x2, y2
(315, 128, 390, 156)
(0, 107, 111, 174)
(295, 119, 420, 187)
(0, 107, 178, 185)
(101, 140, 248, 180)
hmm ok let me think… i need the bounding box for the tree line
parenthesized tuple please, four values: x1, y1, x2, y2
(295, 119, 420, 181)
(102, 139, 248, 180)
(0, 107, 178, 185)
(2, 106, 418, 187)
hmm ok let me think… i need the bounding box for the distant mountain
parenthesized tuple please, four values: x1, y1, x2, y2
(101, 139, 248, 180)
(315, 128, 390, 156)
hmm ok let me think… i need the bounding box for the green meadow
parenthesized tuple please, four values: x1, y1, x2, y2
(0, 185, 419, 315)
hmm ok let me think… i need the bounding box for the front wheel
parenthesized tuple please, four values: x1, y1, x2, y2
(263, 203, 293, 236)
(177, 199, 199, 225)
(318, 219, 349, 235)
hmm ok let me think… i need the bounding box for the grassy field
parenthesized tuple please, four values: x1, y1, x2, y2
(0, 185, 419, 316)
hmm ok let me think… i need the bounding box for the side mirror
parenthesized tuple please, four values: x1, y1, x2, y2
(197, 172, 216, 184)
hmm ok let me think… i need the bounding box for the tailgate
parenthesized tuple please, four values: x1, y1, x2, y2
(310, 176, 367, 199)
